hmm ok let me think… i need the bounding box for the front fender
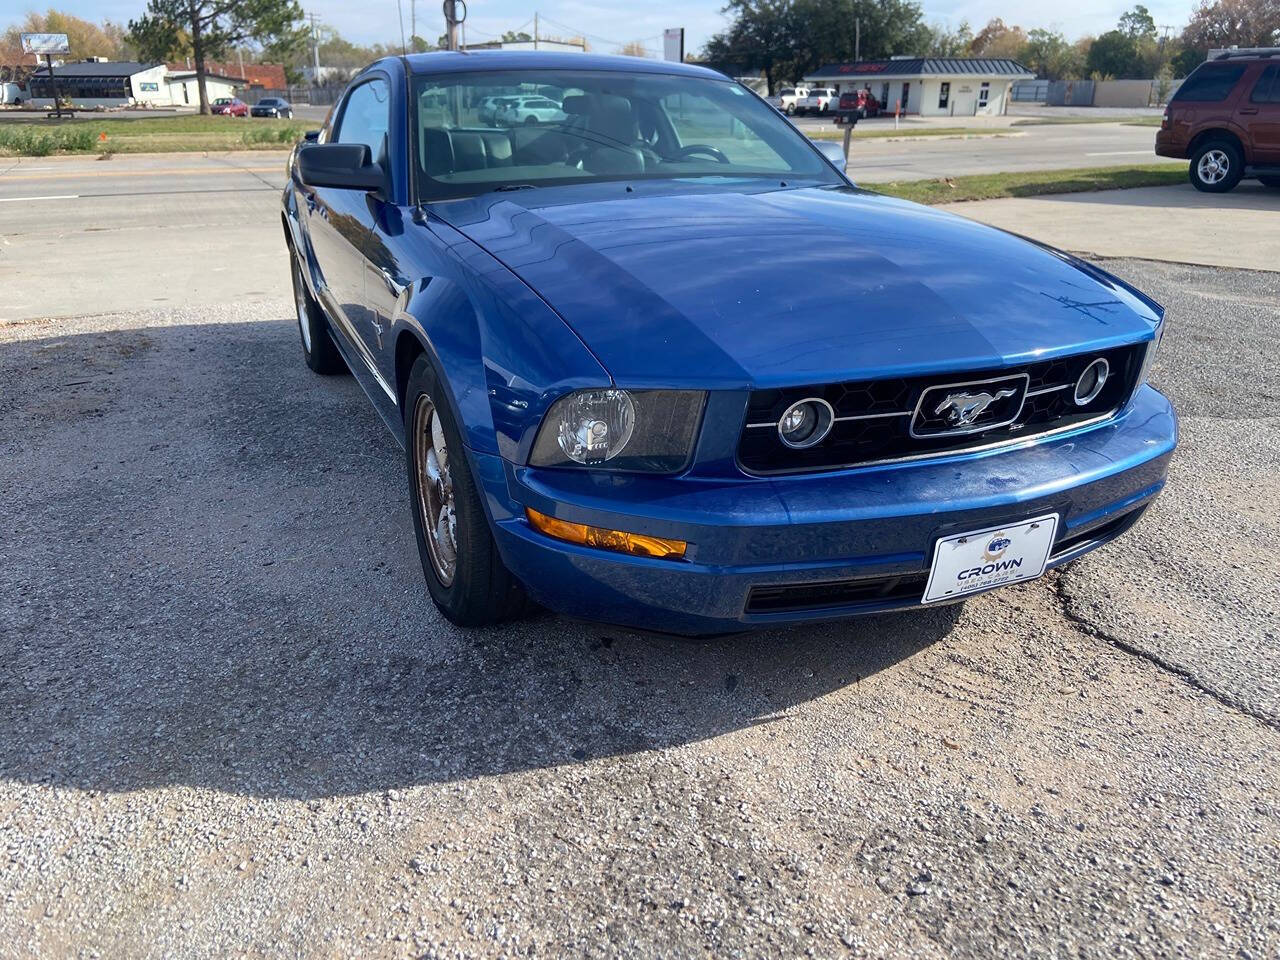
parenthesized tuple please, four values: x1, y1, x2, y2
(390, 213, 611, 462)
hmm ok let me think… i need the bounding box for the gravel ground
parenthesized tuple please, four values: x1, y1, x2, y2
(0, 259, 1276, 958)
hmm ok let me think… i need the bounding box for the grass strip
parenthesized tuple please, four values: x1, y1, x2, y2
(870, 163, 1185, 205)
(0, 116, 309, 155)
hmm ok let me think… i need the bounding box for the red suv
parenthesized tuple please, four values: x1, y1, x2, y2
(836, 88, 880, 121)
(1156, 49, 1280, 192)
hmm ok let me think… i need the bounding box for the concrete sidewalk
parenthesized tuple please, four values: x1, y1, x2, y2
(940, 182, 1280, 272)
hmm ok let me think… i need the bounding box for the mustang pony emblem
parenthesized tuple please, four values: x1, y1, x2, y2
(934, 388, 1018, 427)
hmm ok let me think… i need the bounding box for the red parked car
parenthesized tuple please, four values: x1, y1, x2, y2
(210, 97, 248, 117)
(835, 88, 880, 122)
(1155, 48, 1280, 192)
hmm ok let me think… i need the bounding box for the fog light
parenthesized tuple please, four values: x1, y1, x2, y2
(526, 507, 687, 560)
(1073, 358, 1110, 406)
(777, 397, 834, 448)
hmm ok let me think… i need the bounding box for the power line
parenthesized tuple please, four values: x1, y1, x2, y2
(534, 13, 662, 51)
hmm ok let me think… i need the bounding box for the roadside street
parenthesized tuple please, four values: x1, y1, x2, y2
(0, 153, 288, 320)
(842, 122, 1176, 182)
(0, 162, 1277, 956)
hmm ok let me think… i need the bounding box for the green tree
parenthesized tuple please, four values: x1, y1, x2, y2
(128, 0, 307, 114)
(1020, 28, 1084, 79)
(1118, 5, 1158, 42)
(704, 0, 931, 93)
(924, 20, 972, 57)
(1087, 29, 1141, 78)
(1171, 44, 1205, 76)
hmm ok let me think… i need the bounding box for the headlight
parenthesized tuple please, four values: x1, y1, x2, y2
(1136, 314, 1166, 390)
(529, 389, 705, 472)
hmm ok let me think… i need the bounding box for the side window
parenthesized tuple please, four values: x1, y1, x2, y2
(1250, 65, 1278, 104)
(1173, 65, 1245, 102)
(334, 78, 391, 164)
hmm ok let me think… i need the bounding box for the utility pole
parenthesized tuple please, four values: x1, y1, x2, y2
(534, 11, 539, 50)
(444, 0, 460, 51)
(410, 0, 416, 49)
(855, 18, 861, 62)
(309, 13, 321, 83)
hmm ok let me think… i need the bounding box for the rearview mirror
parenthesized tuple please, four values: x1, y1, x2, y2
(815, 140, 848, 171)
(297, 143, 385, 193)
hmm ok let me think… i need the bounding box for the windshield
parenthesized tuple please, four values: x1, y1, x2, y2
(411, 69, 838, 202)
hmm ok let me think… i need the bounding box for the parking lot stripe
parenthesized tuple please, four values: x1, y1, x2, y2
(0, 194, 79, 202)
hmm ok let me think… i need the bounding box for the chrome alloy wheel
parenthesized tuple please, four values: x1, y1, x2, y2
(293, 259, 312, 352)
(1197, 149, 1230, 185)
(413, 393, 458, 586)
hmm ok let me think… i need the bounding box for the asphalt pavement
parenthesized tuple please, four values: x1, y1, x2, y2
(0, 154, 1277, 958)
(844, 123, 1176, 183)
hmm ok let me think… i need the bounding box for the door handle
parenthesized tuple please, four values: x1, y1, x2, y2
(1238, 108, 1259, 115)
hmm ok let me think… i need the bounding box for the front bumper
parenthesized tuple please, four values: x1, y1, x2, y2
(477, 385, 1177, 636)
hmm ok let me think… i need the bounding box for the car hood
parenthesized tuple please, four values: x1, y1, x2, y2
(435, 184, 1161, 389)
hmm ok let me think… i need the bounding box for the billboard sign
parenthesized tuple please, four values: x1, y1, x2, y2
(663, 28, 684, 63)
(21, 33, 71, 55)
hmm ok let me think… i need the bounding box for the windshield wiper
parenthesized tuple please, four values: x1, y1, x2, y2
(494, 183, 538, 192)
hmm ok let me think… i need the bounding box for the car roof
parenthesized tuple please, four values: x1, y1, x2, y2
(398, 50, 726, 80)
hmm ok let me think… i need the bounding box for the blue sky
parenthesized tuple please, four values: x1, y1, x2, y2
(2, 0, 1200, 56)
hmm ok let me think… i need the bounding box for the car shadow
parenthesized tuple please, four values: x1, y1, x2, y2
(0, 316, 961, 799)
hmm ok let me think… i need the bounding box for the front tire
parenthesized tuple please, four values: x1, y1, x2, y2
(785, 103, 796, 116)
(404, 355, 529, 627)
(291, 251, 346, 374)
(1189, 140, 1243, 193)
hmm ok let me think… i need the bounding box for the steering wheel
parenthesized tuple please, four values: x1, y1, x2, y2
(673, 144, 730, 164)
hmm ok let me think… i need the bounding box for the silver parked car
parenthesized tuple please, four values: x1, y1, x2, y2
(478, 95, 517, 125)
(497, 95, 566, 126)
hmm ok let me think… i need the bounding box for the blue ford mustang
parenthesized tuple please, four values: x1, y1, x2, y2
(282, 51, 1176, 636)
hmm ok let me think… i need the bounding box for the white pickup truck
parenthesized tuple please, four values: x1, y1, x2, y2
(765, 86, 813, 116)
(797, 87, 838, 116)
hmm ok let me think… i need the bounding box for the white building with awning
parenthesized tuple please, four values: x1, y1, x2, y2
(803, 57, 1034, 117)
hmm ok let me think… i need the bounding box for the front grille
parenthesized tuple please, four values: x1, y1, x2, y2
(738, 344, 1144, 474)
(746, 573, 929, 614)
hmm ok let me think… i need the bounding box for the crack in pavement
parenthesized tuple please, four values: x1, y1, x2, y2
(1049, 569, 1280, 731)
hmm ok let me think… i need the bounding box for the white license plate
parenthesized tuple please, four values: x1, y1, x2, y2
(922, 514, 1059, 604)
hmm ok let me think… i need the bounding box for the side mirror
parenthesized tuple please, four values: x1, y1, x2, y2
(815, 139, 848, 171)
(298, 143, 385, 193)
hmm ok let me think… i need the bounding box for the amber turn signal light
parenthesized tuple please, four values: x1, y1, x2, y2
(525, 507, 687, 560)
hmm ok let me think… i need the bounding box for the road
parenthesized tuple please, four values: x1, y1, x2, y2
(0, 154, 288, 320)
(0, 151, 1277, 957)
(838, 123, 1176, 183)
